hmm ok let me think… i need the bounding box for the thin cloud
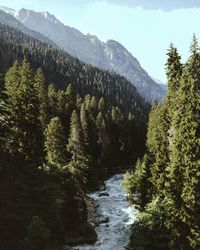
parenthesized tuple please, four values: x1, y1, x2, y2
(105, 0, 200, 11)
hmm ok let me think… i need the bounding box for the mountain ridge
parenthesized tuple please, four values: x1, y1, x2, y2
(0, 6, 167, 101)
(0, 8, 58, 47)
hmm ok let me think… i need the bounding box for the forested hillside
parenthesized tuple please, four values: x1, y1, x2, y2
(0, 7, 167, 102)
(0, 24, 148, 114)
(0, 23, 149, 250)
(123, 36, 200, 250)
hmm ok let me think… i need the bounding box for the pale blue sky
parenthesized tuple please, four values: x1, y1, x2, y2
(0, 0, 200, 82)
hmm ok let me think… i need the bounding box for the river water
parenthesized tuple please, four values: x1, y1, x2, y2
(71, 174, 138, 250)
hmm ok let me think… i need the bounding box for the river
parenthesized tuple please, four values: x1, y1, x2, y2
(71, 173, 138, 250)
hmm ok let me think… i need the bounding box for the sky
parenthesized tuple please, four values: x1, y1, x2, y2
(0, 0, 200, 82)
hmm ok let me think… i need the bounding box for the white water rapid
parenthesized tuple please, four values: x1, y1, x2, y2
(71, 173, 138, 250)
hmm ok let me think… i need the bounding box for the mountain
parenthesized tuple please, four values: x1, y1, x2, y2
(0, 21, 149, 163)
(0, 22, 149, 114)
(154, 78, 168, 92)
(0, 21, 150, 250)
(0, 7, 166, 102)
(0, 7, 57, 46)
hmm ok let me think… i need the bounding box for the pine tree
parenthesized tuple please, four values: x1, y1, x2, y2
(0, 80, 11, 216)
(67, 110, 84, 161)
(90, 96, 97, 117)
(182, 35, 200, 249)
(96, 111, 104, 149)
(3, 60, 20, 96)
(4, 59, 42, 163)
(96, 111, 110, 165)
(47, 83, 58, 118)
(98, 97, 105, 113)
(65, 83, 76, 119)
(165, 36, 200, 249)
(85, 96, 99, 161)
(44, 117, 67, 166)
(122, 154, 151, 209)
(147, 102, 170, 198)
(80, 103, 91, 157)
(0, 86, 10, 149)
(165, 44, 182, 112)
(34, 68, 49, 129)
(84, 95, 92, 111)
(110, 106, 122, 164)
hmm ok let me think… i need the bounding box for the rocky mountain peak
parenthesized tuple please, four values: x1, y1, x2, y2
(16, 8, 62, 27)
(87, 34, 102, 46)
(0, 6, 167, 101)
(0, 7, 57, 46)
(0, 6, 16, 16)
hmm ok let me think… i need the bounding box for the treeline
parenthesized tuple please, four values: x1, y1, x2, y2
(122, 36, 200, 250)
(0, 56, 147, 250)
(0, 24, 149, 118)
(0, 22, 149, 250)
(0, 22, 149, 159)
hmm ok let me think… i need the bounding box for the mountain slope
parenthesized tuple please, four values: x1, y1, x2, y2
(0, 23, 149, 116)
(0, 21, 151, 250)
(0, 7, 166, 102)
(0, 7, 57, 47)
(0, 22, 149, 161)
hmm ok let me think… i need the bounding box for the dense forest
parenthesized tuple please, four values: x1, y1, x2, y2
(0, 23, 149, 250)
(122, 36, 200, 250)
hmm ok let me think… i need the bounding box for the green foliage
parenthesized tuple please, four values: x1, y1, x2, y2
(0, 23, 149, 123)
(66, 158, 89, 188)
(44, 117, 67, 166)
(4, 58, 42, 164)
(126, 37, 200, 250)
(165, 37, 200, 249)
(23, 216, 50, 250)
(122, 155, 151, 208)
(0, 24, 150, 250)
(147, 102, 170, 198)
(67, 110, 85, 160)
(48, 83, 59, 118)
(34, 68, 49, 129)
(127, 198, 170, 250)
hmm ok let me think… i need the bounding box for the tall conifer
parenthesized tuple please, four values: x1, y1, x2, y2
(44, 117, 67, 166)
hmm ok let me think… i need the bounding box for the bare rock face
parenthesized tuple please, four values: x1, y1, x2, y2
(0, 6, 167, 102)
(0, 8, 57, 46)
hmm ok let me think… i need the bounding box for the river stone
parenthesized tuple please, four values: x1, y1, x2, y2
(98, 192, 109, 197)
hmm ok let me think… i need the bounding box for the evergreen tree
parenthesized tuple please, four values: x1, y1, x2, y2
(166, 36, 200, 249)
(110, 106, 122, 164)
(90, 96, 98, 117)
(65, 84, 76, 120)
(4, 59, 42, 164)
(47, 83, 58, 118)
(67, 110, 84, 160)
(44, 117, 67, 166)
(165, 43, 182, 117)
(0, 23, 150, 248)
(122, 154, 151, 209)
(96, 111, 110, 166)
(34, 68, 49, 129)
(0, 86, 10, 149)
(80, 103, 91, 157)
(147, 102, 170, 198)
(98, 97, 105, 113)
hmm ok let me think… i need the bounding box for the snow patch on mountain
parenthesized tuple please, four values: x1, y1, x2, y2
(0, 6, 167, 101)
(0, 6, 17, 16)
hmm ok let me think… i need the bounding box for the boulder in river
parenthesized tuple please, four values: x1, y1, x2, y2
(98, 192, 109, 197)
(98, 215, 109, 224)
